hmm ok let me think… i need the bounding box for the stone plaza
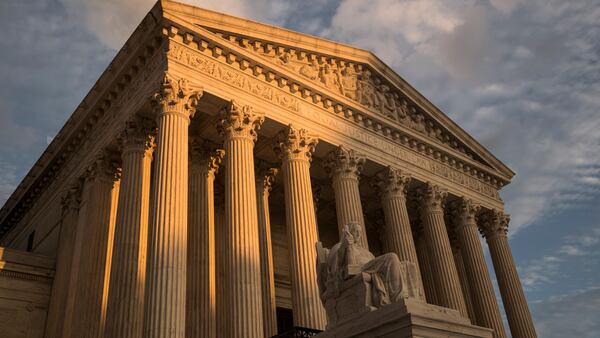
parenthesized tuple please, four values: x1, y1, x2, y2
(0, 1, 537, 337)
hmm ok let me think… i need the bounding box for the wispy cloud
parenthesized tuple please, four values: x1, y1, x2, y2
(532, 286, 600, 338)
(519, 226, 600, 289)
(321, 0, 600, 234)
(1, 0, 599, 237)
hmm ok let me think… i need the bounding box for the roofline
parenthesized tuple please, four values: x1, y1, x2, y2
(0, 1, 164, 234)
(161, 0, 515, 179)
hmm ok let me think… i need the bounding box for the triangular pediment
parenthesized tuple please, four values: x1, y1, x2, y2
(160, 0, 514, 181)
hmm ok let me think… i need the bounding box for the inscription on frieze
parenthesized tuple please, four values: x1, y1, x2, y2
(168, 42, 500, 201)
(212, 32, 485, 162)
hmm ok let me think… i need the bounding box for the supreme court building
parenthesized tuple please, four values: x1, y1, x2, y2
(0, 1, 537, 338)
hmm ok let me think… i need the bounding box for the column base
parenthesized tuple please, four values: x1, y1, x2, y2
(315, 298, 493, 338)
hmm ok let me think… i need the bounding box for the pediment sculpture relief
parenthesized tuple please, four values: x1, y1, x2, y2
(316, 223, 424, 328)
(212, 32, 481, 161)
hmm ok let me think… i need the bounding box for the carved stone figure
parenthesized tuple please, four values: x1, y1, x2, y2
(320, 64, 343, 93)
(299, 59, 320, 80)
(356, 70, 378, 108)
(276, 51, 298, 71)
(316, 223, 423, 328)
(340, 65, 358, 100)
(377, 85, 397, 118)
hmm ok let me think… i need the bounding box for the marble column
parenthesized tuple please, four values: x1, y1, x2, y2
(452, 199, 506, 338)
(105, 120, 155, 338)
(374, 166, 424, 297)
(412, 222, 439, 305)
(275, 125, 327, 330)
(186, 140, 224, 338)
(451, 244, 477, 322)
(71, 153, 121, 338)
(214, 184, 226, 337)
(417, 183, 468, 317)
(144, 76, 202, 338)
(481, 210, 537, 338)
(217, 100, 265, 338)
(256, 165, 279, 337)
(45, 181, 82, 338)
(324, 145, 368, 249)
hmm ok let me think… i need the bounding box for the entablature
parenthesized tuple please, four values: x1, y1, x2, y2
(160, 0, 514, 181)
(163, 25, 504, 209)
(161, 16, 506, 208)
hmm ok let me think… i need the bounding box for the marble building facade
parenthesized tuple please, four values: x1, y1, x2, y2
(0, 1, 536, 338)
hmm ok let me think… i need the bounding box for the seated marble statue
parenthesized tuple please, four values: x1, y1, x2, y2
(316, 223, 422, 326)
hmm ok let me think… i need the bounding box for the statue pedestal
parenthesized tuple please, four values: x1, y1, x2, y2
(315, 298, 493, 338)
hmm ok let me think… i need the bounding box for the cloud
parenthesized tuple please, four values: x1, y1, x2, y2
(519, 226, 600, 289)
(1, 0, 599, 238)
(532, 286, 600, 338)
(324, 0, 600, 234)
(0, 163, 18, 205)
(57, 0, 297, 50)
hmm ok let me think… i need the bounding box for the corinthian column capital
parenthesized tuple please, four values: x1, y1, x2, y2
(451, 198, 481, 226)
(479, 210, 510, 239)
(373, 166, 411, 198)
(121, 118, 156, 155)
(256, 165, 279, 195)
(417, 182, 448, 211)
(324, 145, 365, 180)
(274, 124, 319, 162)
(189, 137, 225, 177)
(60, 180, 83, 213)
(217, 100, 265, 142)
(85, 151, 121, 183)
(152, 74, 203, 121)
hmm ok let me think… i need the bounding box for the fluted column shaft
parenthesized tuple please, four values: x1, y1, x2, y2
(214, 188, 226, 337)
(454, 200, 506, 338)
(256, 167, 278, 337)
(418, 184, 468, 317)
(186, 146, 224, 338)
(105, 121, 154, 338)
(482, 212, 537, 338)
(71, 155, 120, 338)
(452, 247, 477, 321)
(217, 101, 265, 338)
(144, 76, 202, 338)
(45, 182, 82, 338)
(414, 229, 438, 305)
(276, 125, 327, 330)
(325, 146, 368, 248)
(375, 167, 424, 297)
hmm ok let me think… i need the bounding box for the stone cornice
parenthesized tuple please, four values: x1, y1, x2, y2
(160, 17, 510, 191)
(162, 21, 504, 204)
(160, 0, 515, 180)
(0, 3, 166, 241)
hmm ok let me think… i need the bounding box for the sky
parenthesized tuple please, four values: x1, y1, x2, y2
(0, 0, 599, 336)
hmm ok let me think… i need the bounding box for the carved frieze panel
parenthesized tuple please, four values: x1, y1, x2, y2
(208, 30, 484, 165)
(167, 40, 501, 202)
